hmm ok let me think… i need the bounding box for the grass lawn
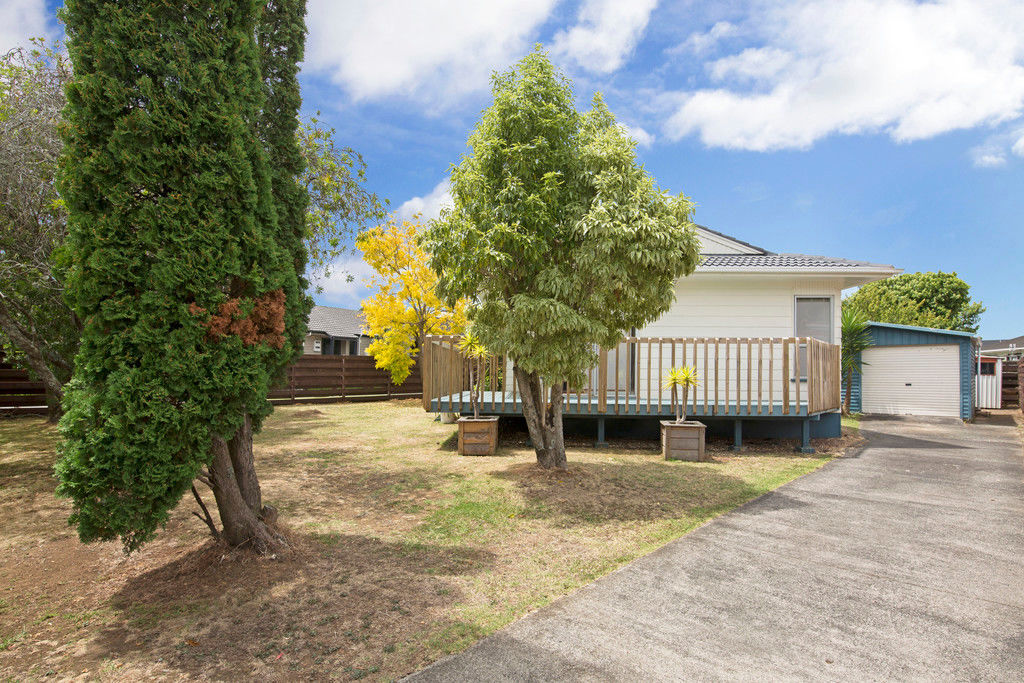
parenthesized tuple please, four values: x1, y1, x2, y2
(0, 401, 853, 680)
(841, 414, 862, 431)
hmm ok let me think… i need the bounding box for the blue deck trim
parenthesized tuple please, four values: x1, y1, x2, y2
(431, 391, 828, 419)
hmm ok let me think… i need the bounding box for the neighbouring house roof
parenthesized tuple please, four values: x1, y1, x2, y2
(307, 305, 367, 338)
(695, 224, 772, 255)
(981, 335, 1024, 351)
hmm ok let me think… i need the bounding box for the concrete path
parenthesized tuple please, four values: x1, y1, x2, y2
(409, 415, 1024, 681)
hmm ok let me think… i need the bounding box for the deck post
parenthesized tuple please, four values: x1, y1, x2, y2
(797, 418, 815, 454)
(732, 419, 743, 452)
(594, 417, 608, 448)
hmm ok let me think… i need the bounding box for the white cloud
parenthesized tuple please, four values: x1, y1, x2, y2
(1013, 131, 1024, 157)
(663, 0, 1024, 151)
(312, 255, 374, 308)
(619, 122, 654, 148)
(397, 179, 452, 221)
(669, 21, 737, 55)
(0, 0, 52, 55)
(970, 148, 1007, 168)
(305, 0, 557, 106)
(551, 0, 658, 73)
(968, 123, 1024, 167)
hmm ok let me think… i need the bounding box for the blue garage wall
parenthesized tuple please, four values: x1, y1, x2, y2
(846, 322, 976, 420)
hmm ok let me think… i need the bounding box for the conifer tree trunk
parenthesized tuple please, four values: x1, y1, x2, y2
(228, 414, 264, 515)
(209, 436, 282, 553)
(514, 365, 567, 469)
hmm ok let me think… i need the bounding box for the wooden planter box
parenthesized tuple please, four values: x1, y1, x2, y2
(458, 416, 499, 456)
(661, 420, 707, 462)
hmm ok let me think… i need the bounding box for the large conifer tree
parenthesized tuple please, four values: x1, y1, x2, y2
(57, 0, 308, 553)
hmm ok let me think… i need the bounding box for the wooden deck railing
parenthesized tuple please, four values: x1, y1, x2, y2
(421, 335, 841, 418)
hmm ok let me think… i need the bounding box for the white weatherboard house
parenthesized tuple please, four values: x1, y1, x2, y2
(421, 226, 900, 450)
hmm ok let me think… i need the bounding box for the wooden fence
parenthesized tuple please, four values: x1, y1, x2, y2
(1016, 358, 1022, 412)
(0, 352, 48, 416)
(269, 354, 421, 405)
(1004, 358, 1020, 409)
(421, 335, 842, 418)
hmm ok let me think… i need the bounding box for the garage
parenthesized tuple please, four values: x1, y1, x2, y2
(849, 322, 976, 420)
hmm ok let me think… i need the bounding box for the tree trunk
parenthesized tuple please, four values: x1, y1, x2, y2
(0, 302, 65, 405)
(45, 388, 61, 424)
(228, 413, 261, 513)
(513, 364, 567, 470)
(208, 434, 283, 553)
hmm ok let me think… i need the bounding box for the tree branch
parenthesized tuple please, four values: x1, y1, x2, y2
(191, 485, 221, 542)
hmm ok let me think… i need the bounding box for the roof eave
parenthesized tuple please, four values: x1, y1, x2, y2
(694, 266, 902, 276)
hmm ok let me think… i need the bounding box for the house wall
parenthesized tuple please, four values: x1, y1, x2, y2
(358, 335, 372, 355)
(639, 273, 842, 340)
(619, 273, 844, 404)
(303, 333, 325, 355)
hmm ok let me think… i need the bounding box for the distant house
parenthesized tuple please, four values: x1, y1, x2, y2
(304, 305, 371, 356)
(980, 335, 1024, 361)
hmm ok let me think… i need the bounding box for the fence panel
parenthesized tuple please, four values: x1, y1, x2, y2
(269, 354, 421, 405)
(0, 352, 48, 416)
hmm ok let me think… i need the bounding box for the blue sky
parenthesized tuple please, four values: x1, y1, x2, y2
(4, 0, 1022, 338)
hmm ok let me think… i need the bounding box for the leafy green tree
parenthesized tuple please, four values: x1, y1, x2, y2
(840, 307, 872, 414)
(299, 114, 388, 283)
(425, 48, 700, 469)
(844, 271, 984, 333)
(56, 0, 307, 553)
(0, 41, 78, 419)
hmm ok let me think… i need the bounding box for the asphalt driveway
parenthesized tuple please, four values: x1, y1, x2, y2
(409, 414, 1024, 681)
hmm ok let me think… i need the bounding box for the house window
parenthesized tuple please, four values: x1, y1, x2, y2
(312, 338, 322, 353)
(795, 297, 832, 379)
(794, 297, 833, 342)
(979, 362, 995, 376)
(349, 339, 359, 355)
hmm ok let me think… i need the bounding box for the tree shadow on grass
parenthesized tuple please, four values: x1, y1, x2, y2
(490, 460, 763, 524)
(89, 531, 496, 680)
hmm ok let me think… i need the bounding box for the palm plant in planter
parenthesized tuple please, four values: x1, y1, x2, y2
(456, 332, 499, 455)
(660, 365, 707, 461)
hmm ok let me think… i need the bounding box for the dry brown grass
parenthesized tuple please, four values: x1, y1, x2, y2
(0, 400, 852, 681)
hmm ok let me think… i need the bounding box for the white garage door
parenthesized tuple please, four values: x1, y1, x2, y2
(861, 345, 961, 417)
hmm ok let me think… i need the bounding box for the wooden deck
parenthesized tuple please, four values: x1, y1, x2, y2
(422, 335, 842, 419)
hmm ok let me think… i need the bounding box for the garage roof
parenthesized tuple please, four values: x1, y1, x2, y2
(868, 321, 977, 339)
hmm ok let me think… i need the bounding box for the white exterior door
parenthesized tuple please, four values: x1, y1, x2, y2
(861, 345, 960, 417)
(976, 359, 1002, 409)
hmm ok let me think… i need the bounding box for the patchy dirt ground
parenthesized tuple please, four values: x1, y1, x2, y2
(0, 401, 856, 680)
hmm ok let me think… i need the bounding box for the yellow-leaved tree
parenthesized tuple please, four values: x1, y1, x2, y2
(357, 216, 466, 384)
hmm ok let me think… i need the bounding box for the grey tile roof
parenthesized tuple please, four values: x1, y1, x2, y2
(307, 305, 367, 338)
(700, 253, 897, 269)
(981, 335, 1024, 351)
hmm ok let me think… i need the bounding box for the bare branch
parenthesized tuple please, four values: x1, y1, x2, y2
(191, 485, 221, 541)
